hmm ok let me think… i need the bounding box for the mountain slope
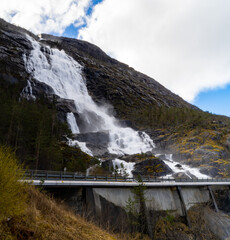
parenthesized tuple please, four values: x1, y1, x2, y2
(1, 18, 230, 178)
(39, 33, 198, 118)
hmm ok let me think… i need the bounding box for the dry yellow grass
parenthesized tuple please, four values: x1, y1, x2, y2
(4, 186, 117, 240)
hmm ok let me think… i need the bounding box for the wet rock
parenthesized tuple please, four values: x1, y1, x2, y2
(120, 153, 155, 162)
(203, 207, 230, 240)
(156, 154, 168, 161)
(74, 131, 110, 146)
(199, 167, 220, 178)
(101, 160, 114, 172)
(132, 158, 172, 177)
(85, 143, 109, 157)
(175, 164, 182, 168)
(75, 111, 109, 133)
(31, 79, 55, 96)
(172, 172, 197, 179)
(56, 98, 76, 113)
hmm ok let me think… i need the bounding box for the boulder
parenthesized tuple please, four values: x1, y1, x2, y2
(101, 160, 114, 172)
(74, 131, 110, 146)
(172, 172, 194, 179)
(85, 143, 109, 157)
(132, 158, 172, 177)
(175, 164, 182, 168)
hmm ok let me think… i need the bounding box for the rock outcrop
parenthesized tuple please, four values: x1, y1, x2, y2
(132, 158, 172, 177)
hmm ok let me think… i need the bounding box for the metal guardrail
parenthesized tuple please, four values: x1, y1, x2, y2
(21, 170, 230, 183)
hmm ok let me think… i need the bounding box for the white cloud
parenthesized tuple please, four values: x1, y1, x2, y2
(0, 0, 91, 35)
(79, 0, 230, 102)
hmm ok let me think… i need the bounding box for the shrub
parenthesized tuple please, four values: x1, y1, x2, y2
(0, 146, 27, 221)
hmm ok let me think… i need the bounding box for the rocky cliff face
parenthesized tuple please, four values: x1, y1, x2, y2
(0, 17, 198, 124)
(39, 33, 198, 118)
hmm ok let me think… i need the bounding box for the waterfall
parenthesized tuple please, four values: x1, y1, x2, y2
(66, 112, 80, 134)
(24, 35, 155, 155)
(112, 159, 136, 177)
(160, 154, 210, 179)
(23, 35, 211, 179)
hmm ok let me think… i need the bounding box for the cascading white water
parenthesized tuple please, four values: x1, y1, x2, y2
(20, 80, 36, 100)
(112, 159, 136, 177)
(66, 112, 80, 134)
(161, 154, 210, 179)
(24, 35, 155, 155)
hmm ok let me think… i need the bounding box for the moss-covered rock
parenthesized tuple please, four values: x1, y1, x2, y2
(132, 157, 172, 177)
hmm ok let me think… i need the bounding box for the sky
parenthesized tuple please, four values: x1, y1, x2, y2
(1, 0, 230, 116)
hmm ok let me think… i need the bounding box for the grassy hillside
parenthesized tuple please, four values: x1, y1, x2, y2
(2, 186, 117, 240)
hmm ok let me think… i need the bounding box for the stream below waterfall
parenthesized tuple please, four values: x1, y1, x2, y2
(24, 35, 209, 179)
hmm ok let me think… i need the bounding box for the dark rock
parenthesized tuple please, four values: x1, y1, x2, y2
(194, 147, 227, 165)
(199, 167, 220, 178)
(31, 79, 55, 96)
(120, 153, 155, 162)
(203, 207, 230, 240)
(156, 154, 167, 161)
(74, 131, 110, 146)
(132, 158, 172, 177)
(56, 98, 76, 114)
(0, 73, 19, 83)
(101, 160, 114, 172)
(85, 143, 109, 157)
(145, 151, 154, 157)
(173, 153, 192, 162)
(76, 110, 108, 133)
(175, 164, 182, 168)
(214, 188, 230, 213)
(172, 172, 193, 179)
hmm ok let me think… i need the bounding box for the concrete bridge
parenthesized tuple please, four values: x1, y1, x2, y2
(24, 169, 230, 187)
(24, 170, 230, 239)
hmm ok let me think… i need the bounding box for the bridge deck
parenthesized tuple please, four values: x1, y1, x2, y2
(22, 170, 230, 187)
(24, 179, 230, 187)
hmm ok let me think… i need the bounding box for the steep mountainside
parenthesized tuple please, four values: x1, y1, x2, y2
(1, 18, 230, 178)
(39, 34, 198, 118)
(0, 17, 197, 118)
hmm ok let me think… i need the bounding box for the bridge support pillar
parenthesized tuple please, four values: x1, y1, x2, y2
(208, 186, 219, 213)
(176, 186, 191, 228)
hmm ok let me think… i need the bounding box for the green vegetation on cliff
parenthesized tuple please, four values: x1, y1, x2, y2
(0, 78, 95, 172)
(130, 105, 230, 130)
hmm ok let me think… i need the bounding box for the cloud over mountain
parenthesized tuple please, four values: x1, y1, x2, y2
(0, 0, 90, 34)
(79, 0, 230, 102)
